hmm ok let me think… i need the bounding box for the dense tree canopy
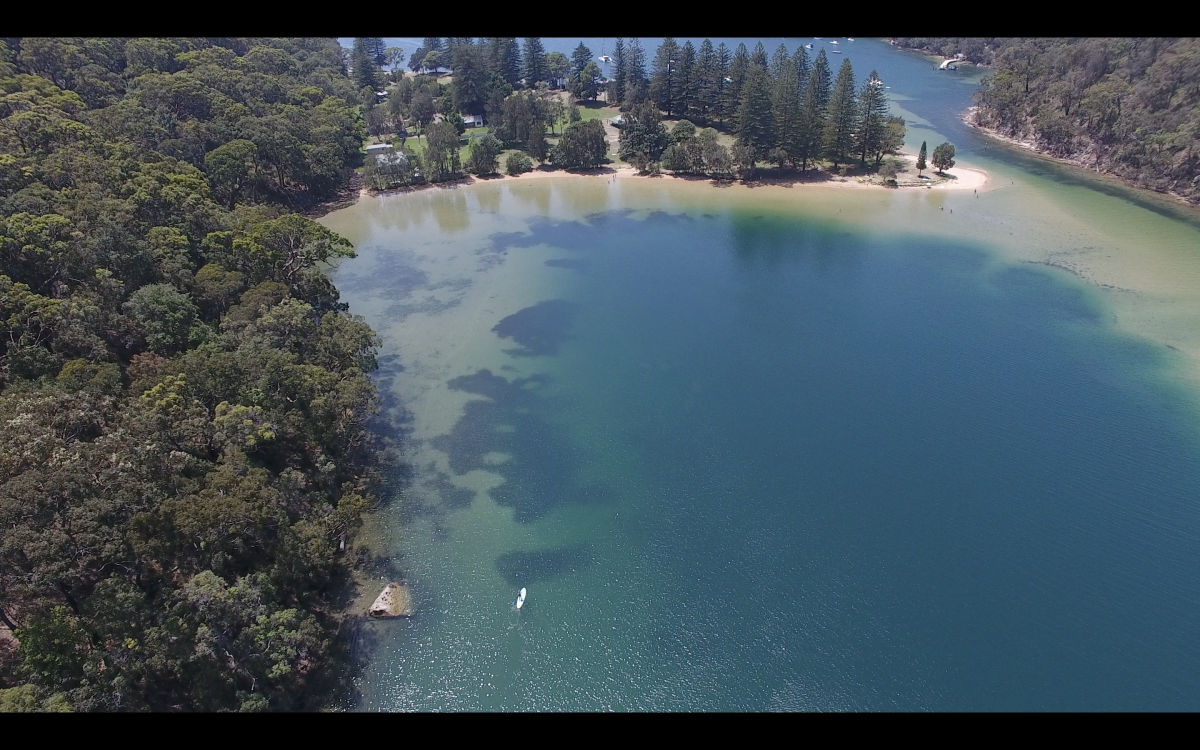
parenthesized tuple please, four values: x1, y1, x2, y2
(0, 37, 385, 713)
(894, 37, 1200, 202)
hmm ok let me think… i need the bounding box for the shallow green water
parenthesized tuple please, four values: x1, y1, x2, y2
(322, 41, 1200, 711)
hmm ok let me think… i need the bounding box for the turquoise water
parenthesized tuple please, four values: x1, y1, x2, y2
(325, 39, 1200, 711)
(326, 201, 1200, 711)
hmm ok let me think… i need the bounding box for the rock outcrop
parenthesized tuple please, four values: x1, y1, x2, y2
(368, 582, 413, 618)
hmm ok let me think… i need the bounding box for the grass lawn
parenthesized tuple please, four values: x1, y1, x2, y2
(577, 100, 621, 123)
(364, 126, 493, 164)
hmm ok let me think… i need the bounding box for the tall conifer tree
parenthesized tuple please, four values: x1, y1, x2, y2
(697, 39, 717, 123)
(488, 38, 522, 87)
(737, 63, 775, 158)
(773, 58, 803, 164)
(678, 40, 698, 120)
(715, 42, 731, 124)
(611, 39, 627, 106)
(771, 44, 790, 81)
(571, 42, 592, 76)
(856, 70, 887, 165)
(810, 49, 832, 111)
(523, 38, 549, 86)
(625, 38, 648, 107)
(797, 58, 831, 172)
(751, 41, 769, 69)
(725, 43, 750, 122)
(352, 38, 380, 91)
(916, 140, 927, 176)
(823, 58, 859, 168)
(651, 38, 681, 115)
(792, 46, 811, 84)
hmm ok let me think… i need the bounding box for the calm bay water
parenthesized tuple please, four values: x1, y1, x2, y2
(323, 39, 1200, 711)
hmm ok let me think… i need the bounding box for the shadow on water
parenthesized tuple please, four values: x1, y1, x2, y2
(430, 369, 612, 522)
(494, 543, 595, 587)
(545, 258, 589, 273)
(492, 299, 578, 357)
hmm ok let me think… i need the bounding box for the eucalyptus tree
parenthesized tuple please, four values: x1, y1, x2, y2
(932, 141, 956, 173)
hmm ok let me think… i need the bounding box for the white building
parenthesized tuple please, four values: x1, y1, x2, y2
(462, 114, 485, 128)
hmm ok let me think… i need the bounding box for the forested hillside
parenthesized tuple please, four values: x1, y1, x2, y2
(0, 38, 385, 711)
(892, 38, 1200, 203)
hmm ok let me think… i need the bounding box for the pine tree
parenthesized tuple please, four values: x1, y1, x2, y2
(916, 140, 927, 176)
(715, 43, 731, 124)
(824, 58, 858, 169)
(651, 38, 681, 116)
(797, 62, 830, 172)
(352, 38, 379, 91)
(488, 38, 522, 88)
(773, 58, 803, 165)
(625, 38, 647, 107)
(696, 39, 717, 123)
(810, 49, 832, 111)
(423, 38, 444, 54)
(677, 41, 698, 120)
(571, 42, 592, 76)
(751, 41, 769, 69)
(611, 39, 627, 106)
(736, 63, 775, 159)
(523, 38, 549, 86)
(857, 70, 887, 165)
(792, 45, 811, 84)
(771, 44, 789, 82)
(725, 43, 750, 122)
(364, 38, 387, 68)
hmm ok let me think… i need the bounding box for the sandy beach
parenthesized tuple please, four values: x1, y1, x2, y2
(360, 152, 989, 199)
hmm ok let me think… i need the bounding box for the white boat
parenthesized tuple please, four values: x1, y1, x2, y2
(830, 40, 839, 45)
(515, 587, 527, 609)
(598, 55, 612, 63)
(831, 49, 842, 53)
(848, 38, 855, 41)
(805, 44, 813, 49)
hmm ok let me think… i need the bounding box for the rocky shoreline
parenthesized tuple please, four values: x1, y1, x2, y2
(962, 107, 1199, 209)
